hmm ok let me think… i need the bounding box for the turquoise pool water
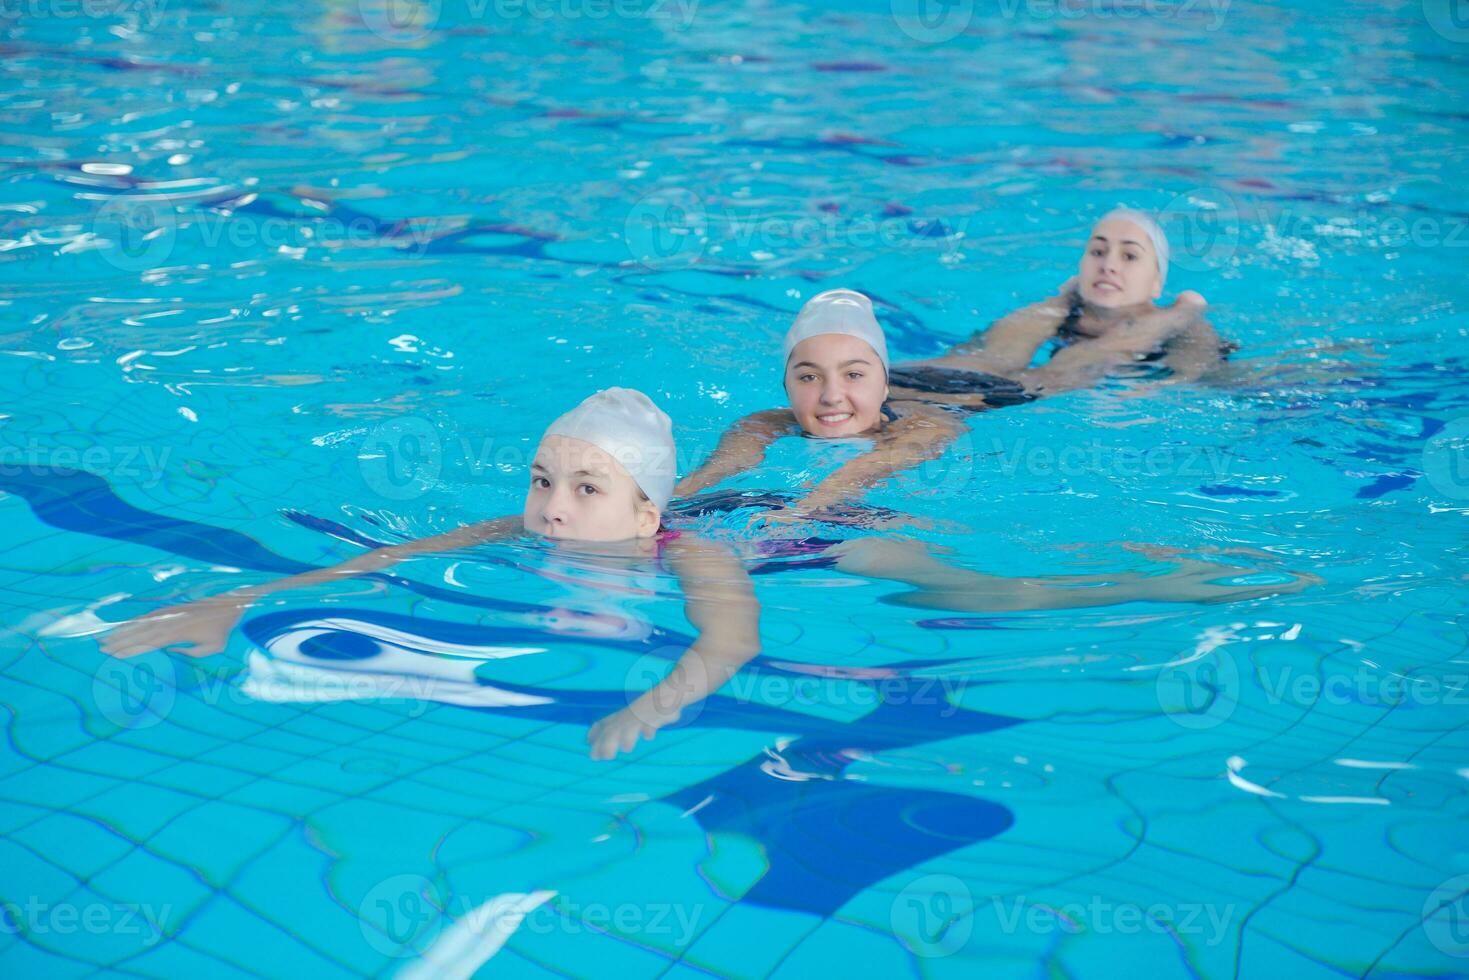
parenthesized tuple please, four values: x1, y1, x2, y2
(3, 0, 1469, 976)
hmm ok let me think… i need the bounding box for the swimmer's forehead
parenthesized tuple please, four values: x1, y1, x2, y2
(532, 435, 631, 481)
(1088, 217, 1156, 253)
(786, 332, 883, 369)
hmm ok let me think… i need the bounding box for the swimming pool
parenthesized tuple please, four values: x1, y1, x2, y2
(3, 0, 1468, 975)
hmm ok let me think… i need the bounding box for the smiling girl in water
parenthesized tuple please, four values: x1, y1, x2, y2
(676, 209, 1225, 516)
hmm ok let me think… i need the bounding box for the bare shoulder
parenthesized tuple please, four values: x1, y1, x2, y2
(881, 402, 966, 441)
(737, 408, 799, 435)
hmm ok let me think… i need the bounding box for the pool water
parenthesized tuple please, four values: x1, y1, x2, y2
(3, 0, 1469, 976)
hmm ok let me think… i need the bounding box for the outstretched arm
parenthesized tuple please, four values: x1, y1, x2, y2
(100, 516, 523, 658)
(672, 409, 794, 499)
(791, 406, 967, 515)
(946, 291, 1073, 375)
(830, 537, 1321, 612)
(587, 536, 760, 759)
(1014, 297, 1209, 396)
(1155, 318, 1227, 384)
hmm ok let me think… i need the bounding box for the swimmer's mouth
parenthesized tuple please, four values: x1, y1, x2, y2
(816, 412, 854, 426)
(1092, 278, 1123, 293)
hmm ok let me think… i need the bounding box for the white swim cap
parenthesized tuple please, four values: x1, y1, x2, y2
(782, 288, 889, 375)
(1100, 207, 1169, 290)
(543, 388, 676, 511)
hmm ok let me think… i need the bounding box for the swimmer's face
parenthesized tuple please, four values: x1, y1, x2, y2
(523, 435, 661, 543)
(1078, 217, 1163, 308)
(784, 334, 889, 438)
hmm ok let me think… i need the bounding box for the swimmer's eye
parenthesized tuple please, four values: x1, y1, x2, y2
(847, 371, 865, 381)
(1090, 247, 1105, 257)
(1124, 250, 1139, 262)
(531, 476, 550, 490)
(797, 373, 818, 383)
(577, 484, 600, 496)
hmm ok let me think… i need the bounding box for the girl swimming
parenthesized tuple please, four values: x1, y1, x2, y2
(676, 210, 1224, 516)
(102, 388, 763, 760)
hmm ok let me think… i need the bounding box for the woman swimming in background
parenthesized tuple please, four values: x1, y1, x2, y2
(676, 209, 1225, 517)
(103, 388, 764, 761)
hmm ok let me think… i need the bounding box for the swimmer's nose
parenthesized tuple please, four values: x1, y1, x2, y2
(819, 380, 846, 405)
(540, 487, 572, 527)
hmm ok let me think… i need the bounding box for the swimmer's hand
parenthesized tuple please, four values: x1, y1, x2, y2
(587, 706, 661, 760)
(1174, 290, 1207, 308)
(100, 595, 249, 658)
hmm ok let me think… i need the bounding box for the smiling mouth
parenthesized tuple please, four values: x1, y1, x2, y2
(1092, 279, 1122, 292)
(816, 412, 854, 425)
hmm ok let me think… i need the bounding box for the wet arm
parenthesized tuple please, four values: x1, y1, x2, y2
(587, 537, 760, 758)
(1156, 318, 1227, 384)
(947, 296, 1071, 375)
(672, 409, 793, 498)
(793, 408, 966, 513)
(101, 516, 522, 657)
(1014, 301, 1206, 396)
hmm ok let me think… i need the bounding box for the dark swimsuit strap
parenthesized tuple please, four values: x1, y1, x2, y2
(1055, 294, 1085, 342)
